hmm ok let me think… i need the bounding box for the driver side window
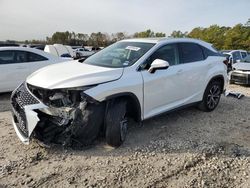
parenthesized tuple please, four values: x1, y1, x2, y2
(143, 44, 179, 69)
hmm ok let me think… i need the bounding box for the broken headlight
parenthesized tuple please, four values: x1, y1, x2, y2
(27, 83, 97, 108)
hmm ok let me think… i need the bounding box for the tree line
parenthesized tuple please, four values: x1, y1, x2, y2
(43, 29, 165, 47)
(22, 19, 249, 51)
(171, 18, 250, 51)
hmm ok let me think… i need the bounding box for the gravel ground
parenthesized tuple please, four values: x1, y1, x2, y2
(0, 84, 250, 188)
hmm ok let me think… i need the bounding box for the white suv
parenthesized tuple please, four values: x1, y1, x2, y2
(11, 38, 227, 147)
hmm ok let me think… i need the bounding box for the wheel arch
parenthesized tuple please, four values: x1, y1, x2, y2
(198, 74, 225, 112)
(105, 92, 142, 122)
(206, 75, 225, 93)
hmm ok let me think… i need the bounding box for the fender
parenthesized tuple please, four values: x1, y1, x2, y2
(203, 74, 226, 97)
(105, 92, 142, 122)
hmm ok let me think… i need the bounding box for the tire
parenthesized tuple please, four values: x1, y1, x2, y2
(69, 103, 105, 146)
(76, 52, 81, 59)
(105, 99, 128, 147)
(198, 81, 222, 112)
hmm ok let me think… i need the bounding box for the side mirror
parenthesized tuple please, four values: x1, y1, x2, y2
(148, 59, 170, 73)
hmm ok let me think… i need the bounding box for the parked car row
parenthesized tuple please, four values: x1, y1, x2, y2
(0, 44, 105, 92)
(44, 44, 74, 59)
(0, 47, 69, 92)
(1, 42, 103, 59)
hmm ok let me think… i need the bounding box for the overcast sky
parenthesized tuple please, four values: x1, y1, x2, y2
(0, 0, 249, 41)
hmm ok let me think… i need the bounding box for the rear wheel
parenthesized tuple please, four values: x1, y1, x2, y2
(198, 81, 222, 112)
(105, 99, 128, 147)
(76, 52, 81, 59)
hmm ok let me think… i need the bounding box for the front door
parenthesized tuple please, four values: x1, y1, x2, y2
(141, 44, 187, 119)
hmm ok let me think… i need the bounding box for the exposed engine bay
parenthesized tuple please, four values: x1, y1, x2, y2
(11, 83, 106, 147)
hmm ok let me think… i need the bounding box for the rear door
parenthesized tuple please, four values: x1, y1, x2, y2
(26, 52, 51, 73)
(176, 43, 208, 101)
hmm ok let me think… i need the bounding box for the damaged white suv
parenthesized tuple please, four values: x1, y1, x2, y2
(11, 38, 227, 147)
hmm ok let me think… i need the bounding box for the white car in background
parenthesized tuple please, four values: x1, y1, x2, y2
(11, 38, 227, 147)
(0, 47, 67, 92)
(222, 50, 248, 69)
(230, 55, 250, 85)
(75, 47, 95, 58)
(44, 44, 74, 59)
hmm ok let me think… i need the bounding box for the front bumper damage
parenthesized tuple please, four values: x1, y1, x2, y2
(230, 70, 250, 85)
(11, 82, 105, 147)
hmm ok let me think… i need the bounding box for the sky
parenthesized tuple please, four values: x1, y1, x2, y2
(0, 0, 249, 41)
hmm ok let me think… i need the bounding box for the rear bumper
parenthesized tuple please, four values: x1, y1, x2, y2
(230, 71, 250, 85)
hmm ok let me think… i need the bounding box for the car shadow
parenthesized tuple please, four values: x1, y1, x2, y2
(0, 92, 12, 112)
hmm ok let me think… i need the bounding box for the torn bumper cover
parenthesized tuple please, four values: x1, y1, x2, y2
(11, 82, 105, 146)
(230, 70, 250, 85)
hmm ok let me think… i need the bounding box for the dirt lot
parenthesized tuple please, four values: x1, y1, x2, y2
(0, 84, 249, 188)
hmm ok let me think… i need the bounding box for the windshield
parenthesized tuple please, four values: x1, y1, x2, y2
(84, 42, 155, 68)
(242, 55, 250, 63)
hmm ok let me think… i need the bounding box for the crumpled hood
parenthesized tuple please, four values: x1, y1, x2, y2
(26, 61, 123, 89)
(233, 62, 250, 71)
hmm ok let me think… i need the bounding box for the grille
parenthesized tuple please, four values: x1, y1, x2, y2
(231, 73, 248, 84)
(11, 83, 40, 138)
(14, 83, 39, 107)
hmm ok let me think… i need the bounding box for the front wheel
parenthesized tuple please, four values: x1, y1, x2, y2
(105, 99, 128, 147)
(198, 81, 222, 112)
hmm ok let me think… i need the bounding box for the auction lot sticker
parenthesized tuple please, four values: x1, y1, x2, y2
(125, 46, 141, 51)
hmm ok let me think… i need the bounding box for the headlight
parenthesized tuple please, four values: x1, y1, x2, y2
(27, 83, 97, 107)
(64, 85, 97, 91)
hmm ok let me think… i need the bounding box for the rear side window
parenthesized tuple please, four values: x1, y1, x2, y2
(0, 51, 15, 64)
(241, 52, 247, 59)
(28, 52, 48, 62)
(0, 50, 47, 64)
(15, 51, 28, 63)
(178, 43, 204, 64)
(202, 46, 221, 58)
(0, 50, 28, 64)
